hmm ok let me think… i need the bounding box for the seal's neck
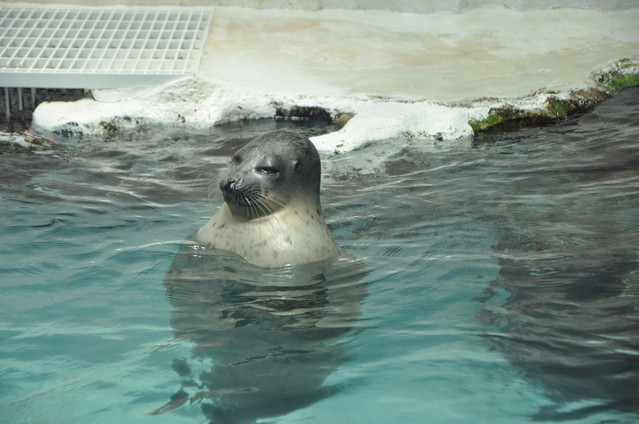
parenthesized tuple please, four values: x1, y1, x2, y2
(225, 194, 322, 222)
(196, 196, 339, 267)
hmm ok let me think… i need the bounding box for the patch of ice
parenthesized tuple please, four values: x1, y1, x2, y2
(0, 132, 32, 148)
(32, 75, 497, 153)
(32, 77, 275, 135)
(29, 69, 621, 155)
(310, 100, 488, 153)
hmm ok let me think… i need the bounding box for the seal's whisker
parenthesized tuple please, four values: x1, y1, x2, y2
(253, 195, 267, 221)
(259, 192, 293, 235)
(262, 195, 289, 213)
(208, 181, 219, 205)
(260, 194, 284, 215)
(208, 171, 224, 204)
(246, 193, 261, 220)
(265, 194, 309, 224)
(256, 198, 273, 219)
(246, 191, 272, 223)
(256, 195, 288, 235)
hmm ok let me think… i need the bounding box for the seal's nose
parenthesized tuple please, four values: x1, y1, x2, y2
(220, 176, 240, 193)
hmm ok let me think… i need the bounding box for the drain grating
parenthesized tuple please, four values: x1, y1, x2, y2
(0, 5, 213, 89)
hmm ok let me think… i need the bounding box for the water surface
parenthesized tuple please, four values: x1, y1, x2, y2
(1, 89, 638, 423)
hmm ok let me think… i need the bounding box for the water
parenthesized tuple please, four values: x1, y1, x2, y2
(1, 88, 638, 424)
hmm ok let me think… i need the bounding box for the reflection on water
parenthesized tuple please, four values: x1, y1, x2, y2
(475, 88, 639, 419)
(161, 243, 368, 423)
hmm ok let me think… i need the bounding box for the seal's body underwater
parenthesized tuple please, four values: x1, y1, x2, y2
(195, 131, 340, 267)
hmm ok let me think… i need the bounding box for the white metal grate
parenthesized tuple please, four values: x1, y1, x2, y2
(0, 5, 213, 89)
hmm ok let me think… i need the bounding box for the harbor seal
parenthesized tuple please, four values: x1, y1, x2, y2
(195, 130, 340, 267)
(157, 131, 369, 422)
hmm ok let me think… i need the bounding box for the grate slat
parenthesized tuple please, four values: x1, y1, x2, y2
(0, 5, 213, 88)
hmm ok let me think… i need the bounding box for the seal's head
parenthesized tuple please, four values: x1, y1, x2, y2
(196, 130, 339, 266)
(219, 131, 321, 220)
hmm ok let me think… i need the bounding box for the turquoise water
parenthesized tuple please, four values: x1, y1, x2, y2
(1, 89, 638, 423)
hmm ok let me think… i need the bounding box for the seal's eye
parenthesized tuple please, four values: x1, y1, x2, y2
(258, 166, 280, 176)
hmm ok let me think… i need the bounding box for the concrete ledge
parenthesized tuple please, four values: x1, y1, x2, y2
(5, 4, 638, 152)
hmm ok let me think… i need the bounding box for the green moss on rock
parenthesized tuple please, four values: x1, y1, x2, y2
(600, 73, 639, 94)
(470, 88, 611, 134)
(469, 106, 532, 132)
(332, 112, 354, 128)
(470, 58, 637, 135)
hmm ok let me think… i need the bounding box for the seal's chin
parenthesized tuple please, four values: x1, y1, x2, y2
(222, 190, 274, 220)
(222, 191, 251, 209)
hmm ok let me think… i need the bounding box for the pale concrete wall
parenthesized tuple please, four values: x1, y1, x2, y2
(2, 0, 638, 12)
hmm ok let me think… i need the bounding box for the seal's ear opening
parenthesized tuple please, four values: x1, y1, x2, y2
(294, 160, 302, 173)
